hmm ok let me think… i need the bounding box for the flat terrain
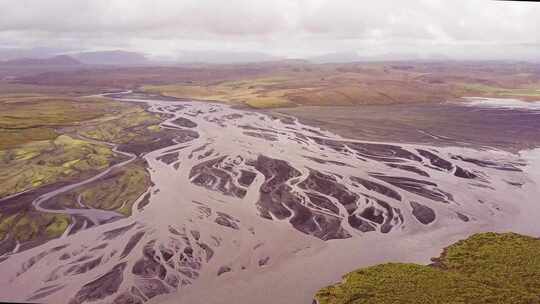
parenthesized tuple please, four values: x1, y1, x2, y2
(142, 62, 540, 108)
(0, 91, 538, 304)
(0, 62, 539, 304)
(277, 101, 540, 152)
(3, 61, 540, 109)
(0, 93, 162, 250)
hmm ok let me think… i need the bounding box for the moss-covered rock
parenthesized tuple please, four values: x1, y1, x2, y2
(44, 214, 70, 238)
(0, 135, 115, 198)
(78, 160, 151, 216)
(0, 211, 72, 243)
(315, 233, 540, 304)
(79, 107, 161, 144)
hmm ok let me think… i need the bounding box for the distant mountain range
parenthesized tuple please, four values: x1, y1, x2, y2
(0, 49, 282, 66)
(0, 49, 151, 66)
(0, 55, 82, 66)
(306, 51, 454, 63)
(0, 47, 70, 61)
(70, 50, 150, 65)
(170, 51, 279, 64)
(307, 51, 364, 63)
(2, 47, 535, 67)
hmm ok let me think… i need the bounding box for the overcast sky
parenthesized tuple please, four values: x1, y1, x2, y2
(0, 0, 539, 60)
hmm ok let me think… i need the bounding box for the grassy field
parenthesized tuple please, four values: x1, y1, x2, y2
(51, 159, 152, 216)
(143, 77, 298, 108)
(142, 63, 540, 108)
(143, 76, 540, 109)
(0, 135, 115, 198)
(79, 106, 161, 144)
(0, 212, 71, 242)
(0, 94, 160, 198)
(0, 95, 115, 150)
(81, 160, 151, 216)
(461, 83, 540, 98)
(0, 94, 159, 246)
(7, 61, 539, 109)
(315, 232, 540, 304)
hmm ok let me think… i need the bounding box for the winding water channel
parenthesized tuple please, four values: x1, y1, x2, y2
(0, 92, 539, 304)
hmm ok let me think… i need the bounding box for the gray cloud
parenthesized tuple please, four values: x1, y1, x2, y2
(0, 0, 539, 60)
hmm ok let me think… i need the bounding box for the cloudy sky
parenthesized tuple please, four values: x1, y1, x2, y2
(0, 0, 539, 60)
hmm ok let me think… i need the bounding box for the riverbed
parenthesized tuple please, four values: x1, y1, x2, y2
(0, 94, 538, 304)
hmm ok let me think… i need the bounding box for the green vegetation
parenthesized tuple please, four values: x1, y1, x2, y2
(0, 96, 107, 128)
(0, 94, 159, 246)
(0, 214, 18, 241)
(0, 128, 58, 152)
(0, 94, 161, 199)
(315, 233, 540, 304)
(80, 107, 161, 143)
(44, 214, 70, 238)
(142, 63, 540, 109)
(0, 95, 117, 150)
(143, 78, 298, 109)
(0, 211, 71, 242)
(462, 83, 540, 99)
(0, 135, 115, 198)
(78, 161, 151, 216)
(146, 78, 540, 109)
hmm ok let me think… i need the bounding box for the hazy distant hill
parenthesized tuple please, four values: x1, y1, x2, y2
(308, 51, 364, 63)
(171, 50, 280, 64)
(309, 51, 454, 63)
(71, 50, 150, 65)
(0, 55, 81, 66)
(0, 47, 71, 61)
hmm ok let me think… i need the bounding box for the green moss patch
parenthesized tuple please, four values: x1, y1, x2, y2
(0, 94, 159, 249)
(315, 233, 540, 304)
(0, 135, 116, 198)
(0, 211, 71, 243)
(79, 160, 151, 216)
(0, 96, 120, 150)
(44, 214, 70, 238)
(79, 107, 161, 144)
(48, 159, 152, 217)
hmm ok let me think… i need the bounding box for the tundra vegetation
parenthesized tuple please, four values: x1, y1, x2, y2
(315, 233, 540, 304)
(0, 94, 160, 245)
(142, 63, 540, 109)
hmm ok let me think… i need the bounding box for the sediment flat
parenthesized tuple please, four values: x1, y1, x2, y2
(1, 93, 539, 304)
(277, 101, 540, 153)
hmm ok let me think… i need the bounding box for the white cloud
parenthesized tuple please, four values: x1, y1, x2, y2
(0, 0, 539, 59)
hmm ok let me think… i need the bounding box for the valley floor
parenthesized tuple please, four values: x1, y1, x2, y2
(1, 92, 539, 304)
